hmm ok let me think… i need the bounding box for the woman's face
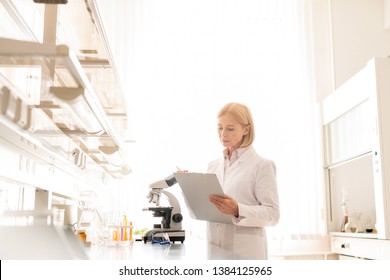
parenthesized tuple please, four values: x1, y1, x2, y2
(218, 113, 249, 151)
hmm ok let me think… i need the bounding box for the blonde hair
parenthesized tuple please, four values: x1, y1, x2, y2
(217, 102, 255, 147)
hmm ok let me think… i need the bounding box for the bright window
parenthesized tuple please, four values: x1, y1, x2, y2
(102, 0, 325, 244)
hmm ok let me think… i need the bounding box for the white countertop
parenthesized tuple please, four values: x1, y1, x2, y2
(0, 223, 241, 260)
(86, 236, 242, 260)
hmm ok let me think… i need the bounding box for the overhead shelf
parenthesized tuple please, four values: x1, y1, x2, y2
(0, 37, 131, 178)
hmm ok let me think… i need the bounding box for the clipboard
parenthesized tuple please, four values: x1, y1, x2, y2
(174, 172, 233, 224)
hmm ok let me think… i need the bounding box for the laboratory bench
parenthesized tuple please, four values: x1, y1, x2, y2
(0, 223, 241, 260)
(85, 236, 242, 260)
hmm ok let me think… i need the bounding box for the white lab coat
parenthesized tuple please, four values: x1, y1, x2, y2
(207, 146, 280, 259)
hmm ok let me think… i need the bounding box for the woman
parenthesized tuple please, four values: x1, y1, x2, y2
(208, 102, 280, 259)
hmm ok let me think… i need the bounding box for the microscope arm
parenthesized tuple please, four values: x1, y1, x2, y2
(162, 190, 181, 217)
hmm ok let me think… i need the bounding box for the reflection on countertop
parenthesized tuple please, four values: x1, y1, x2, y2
(0, 219, 241, 260)
(86, 236, 242, 260)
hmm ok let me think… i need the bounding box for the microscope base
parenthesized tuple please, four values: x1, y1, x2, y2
(143, 229, 185, 244)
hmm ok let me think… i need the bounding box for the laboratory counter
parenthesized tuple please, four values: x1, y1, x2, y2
(0, 224, 240, 260)
(86, 236, 242, 260)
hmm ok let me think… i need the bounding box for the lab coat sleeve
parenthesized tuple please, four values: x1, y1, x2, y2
(233, 159, 280, 227)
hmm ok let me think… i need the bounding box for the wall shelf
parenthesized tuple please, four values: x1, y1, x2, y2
(0, 38, 130, 178)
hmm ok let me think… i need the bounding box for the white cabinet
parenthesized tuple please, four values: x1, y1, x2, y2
(331, 234, 390, 260)
(323, 57, 390, 259)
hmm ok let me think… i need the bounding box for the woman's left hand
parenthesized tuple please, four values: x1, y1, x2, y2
(209, 194, 239, 217)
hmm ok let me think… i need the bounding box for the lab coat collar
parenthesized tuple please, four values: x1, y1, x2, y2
(223, 146, 251, 161)
(216, 145, 255, 186)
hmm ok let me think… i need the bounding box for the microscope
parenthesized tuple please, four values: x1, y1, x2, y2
(142, 174, 185, 243)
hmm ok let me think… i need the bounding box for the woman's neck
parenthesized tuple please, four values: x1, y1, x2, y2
(227, 147, 237, 159)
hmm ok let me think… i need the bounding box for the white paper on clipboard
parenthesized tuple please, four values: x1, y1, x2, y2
(174, 172, 233, 224)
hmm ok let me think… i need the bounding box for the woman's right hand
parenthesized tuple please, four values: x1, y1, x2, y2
(176, 166, 188, 173)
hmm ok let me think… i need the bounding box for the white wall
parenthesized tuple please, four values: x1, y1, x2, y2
(310, 0, 334, 102)
(311, 0, 390, 101)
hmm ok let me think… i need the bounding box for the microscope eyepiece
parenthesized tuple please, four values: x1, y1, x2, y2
(164, 174, 177, 186)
